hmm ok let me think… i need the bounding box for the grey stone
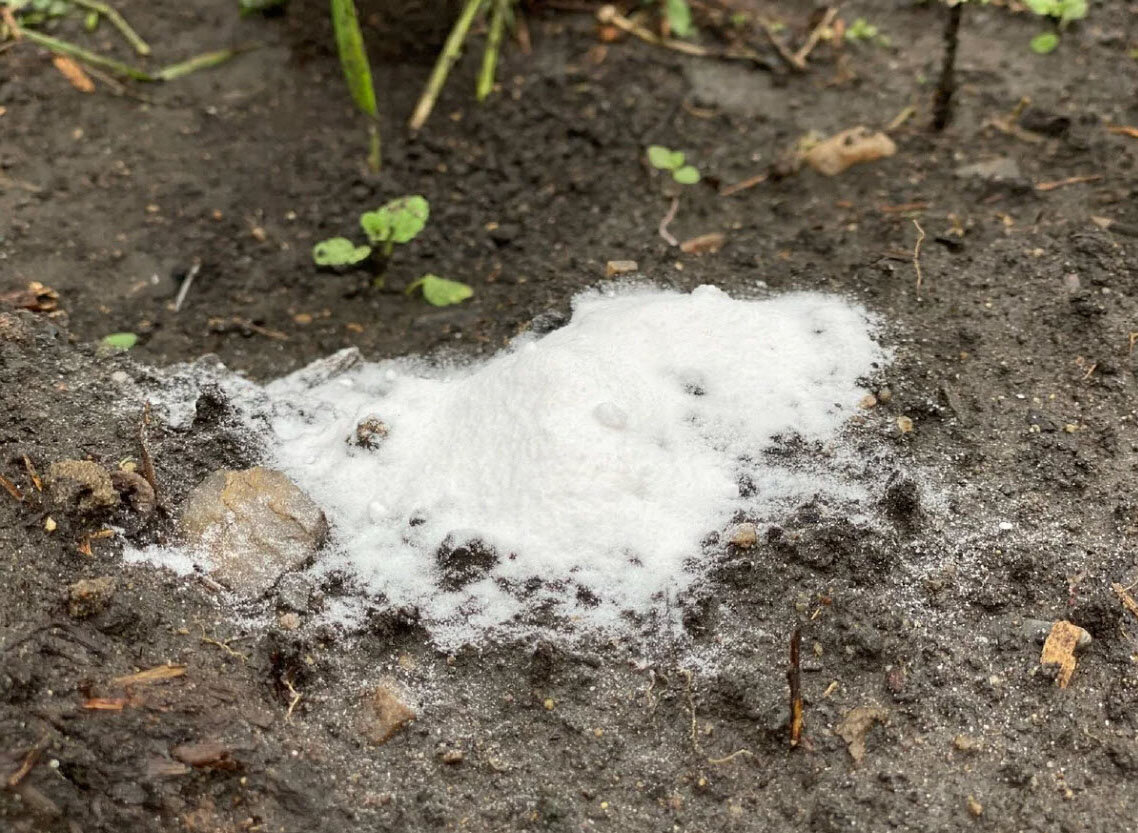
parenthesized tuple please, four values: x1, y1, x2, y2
(954, 157, 1023, 184)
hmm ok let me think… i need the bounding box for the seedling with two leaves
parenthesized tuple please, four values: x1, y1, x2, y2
(647, 145, 701, 185)
(312, 196, 473, 307)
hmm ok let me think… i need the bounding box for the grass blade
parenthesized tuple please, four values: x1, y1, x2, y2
(330, 0, 381, 170)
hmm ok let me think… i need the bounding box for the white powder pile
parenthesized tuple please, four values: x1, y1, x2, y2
(252, 284, 886, 642)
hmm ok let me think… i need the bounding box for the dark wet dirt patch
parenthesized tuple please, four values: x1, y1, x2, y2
(4, 1, 1138, 831)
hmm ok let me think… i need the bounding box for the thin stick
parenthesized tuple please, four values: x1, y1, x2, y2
(139, 402, 158, 501)
(707, 748, 753, 765)
(173, 260, 201, 313)
(18, 28, 154, 81)
(793, 6, 839, 66)
(931, 1, 963, 131)
(409, 0, 487, 131)
(70, 0, 150, 55)
(720, 171, 768, 197)
(477, 0, 508, 101)
(912, 219, 926, 292)
(658, 196, 680, 247)
(759, 18, 805, 71)
(596, 6, 768, 66)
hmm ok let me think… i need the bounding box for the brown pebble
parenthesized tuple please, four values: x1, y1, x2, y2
(729, 522, 757, 549)
(66, 576, 116, 618)
(441, 749, 464, 764)
(605, 260, 638, 278)
(364, 683, 416, 745)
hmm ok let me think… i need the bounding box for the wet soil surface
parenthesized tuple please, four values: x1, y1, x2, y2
(4, 1, 1138, 831)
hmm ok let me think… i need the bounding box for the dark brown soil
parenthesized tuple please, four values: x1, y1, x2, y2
(4, 1, 1138, 831)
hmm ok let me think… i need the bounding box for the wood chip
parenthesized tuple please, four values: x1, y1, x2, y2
(804, 127, 896, 176)
(112, 664, 187, 688)
(1040, 620, 1087, 689)
(1106, 125, 1138, 139)
(82, 697, 128, 710)
(679, 232, 726, 255)
(52, 56, 95, 92)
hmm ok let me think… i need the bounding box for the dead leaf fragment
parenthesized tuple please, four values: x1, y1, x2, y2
(171, 741, 239, 770)
(1112, 583, 1138, 622)
(679, 232, 727, 255)
(112, 663, 187, 688)
(1040, 620, 1089, 688)
(836, 705, 889, 762)
(0, 282, 59, 312)
(82, 697, 128, 711)
(364, 682, 417, 745)
(804, 127, 896, 176)
(52, 56, 95, 92)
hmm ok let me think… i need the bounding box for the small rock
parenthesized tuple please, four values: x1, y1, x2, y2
(440, 748, 464, 765)
(605, 260, 638, 278)
(275, 573, 316, 612)
(954, 734, 984, 754)
(896, 416, 914, 434)
(352, 417, 389, 449)
(47, 460, 119, 514)
(66, 576, 115, 618)
(364, 682, 416, 745)
(966, 795, 983, 817)
(278, 612, 301, 631)
(180, 467, 328, 597)
(859, 393, 877, 409)
(729, 522, 757, 549)
(110, 469, 156, 515)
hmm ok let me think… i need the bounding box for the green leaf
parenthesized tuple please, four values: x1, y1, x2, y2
(1057, 0, 1086, 25)
(672, 165, 701, 185)
(1030, 31, 1060, 53)
(360, 195, 430, 245)
(647, 145, 685, 171)
(313, 237, 372, 266)
(102, 332, 138, 350)
(663, 0, 695, 38)
(330, 0, 378, 119)
(1024, 0, 1058, 15)
(405, 274, 474, 306)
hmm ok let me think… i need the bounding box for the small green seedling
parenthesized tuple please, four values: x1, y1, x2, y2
(361, 195, 430, 257)
(662, 0, 695, 38)
(102, 332, 138, 350)
(312, 195, 429, 266)
(405, 275, 474, 307)
(312, 197, 472, 305)
(1025, 0, 1086, 53)
(845, 17, 889, 46)
(647, 145, 701, 185)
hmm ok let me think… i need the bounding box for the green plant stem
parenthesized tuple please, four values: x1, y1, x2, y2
(70, 0, 150, 55)
(19, 28, 155, 81)
(367, 124, 381, 173)
(476, 0, 508, 102)
(409, 0, 486, 131)
(382, 239, 395, 258)
(157, 45, 255, 80)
